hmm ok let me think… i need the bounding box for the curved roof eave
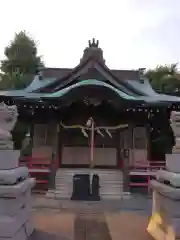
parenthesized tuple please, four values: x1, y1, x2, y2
(1, 79, 180, 107)
(43, 79, 140, 101)
(7, 79, 145, 103)
(126, 79, 158, 96)
(137, 94, 180, 103)
(25, 75, 57, 92)
(34, 58, 145, 96)
(0, 75, 57, 97)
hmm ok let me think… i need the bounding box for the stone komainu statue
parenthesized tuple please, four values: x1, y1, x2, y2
(0, 102, 18, 150)
(170, 111, 180, 153)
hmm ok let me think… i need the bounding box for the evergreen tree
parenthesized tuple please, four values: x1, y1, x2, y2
(0, 31, 44, 89)
(145, 63, 180, 93)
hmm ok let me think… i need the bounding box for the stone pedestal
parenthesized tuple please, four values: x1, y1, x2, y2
(0, 152, 35, 240)
(147, 179, 180, 240)
(147, 172, 180, 239)
(147, 111, 180, 240)
(0, 103, 35, 240)
(166, 154, 180, 173)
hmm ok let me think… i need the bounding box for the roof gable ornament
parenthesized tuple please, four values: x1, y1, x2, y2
(80, 38, 105, 64)
(88, 38, 99, 48)
(138, 68, 147, 83)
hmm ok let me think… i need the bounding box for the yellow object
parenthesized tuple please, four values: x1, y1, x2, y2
(147, 212, 165, 240)
(147, 212, 176, 240)
(166, 226, 175, 240)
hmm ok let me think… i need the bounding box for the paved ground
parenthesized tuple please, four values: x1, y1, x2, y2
(32, 194, 152, 214)
(29, 195, 153, 240)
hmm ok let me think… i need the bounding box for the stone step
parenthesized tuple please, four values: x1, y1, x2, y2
(56, 171, 123, 175)
(55, 183, 123, 188)
(100, 186, 123, 189)
(57, 183, 123, 187)
(56, 176, 123, 180)
(56, 177, 123, 181)
(56, 174, 123, 177)
(54, 191, 72, 195)
(56, 180, 123, 185)
(56, 174, 123, 178)
(56, 185, 123, 191)
(55, 175, 122, 178)
(56, 179, 123, 183)
(56, 172, 123, 177)
(55, 194, 71, 199)
(54, 192, 124, 199)
(100, 195, 123, 200)
(54, 185, 73, 190)
(56, 169, 121, 172)
(55, 169, 124, 200)
(55, 182, 123, 186)
(100, 190, 123, 194)
(55, 188, 123, 195)
(54, 190, 124, 198)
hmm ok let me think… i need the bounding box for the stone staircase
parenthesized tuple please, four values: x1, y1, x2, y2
(49, 169, 125, 200)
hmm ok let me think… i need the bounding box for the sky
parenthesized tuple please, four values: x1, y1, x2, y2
(0, 0, 180, 70)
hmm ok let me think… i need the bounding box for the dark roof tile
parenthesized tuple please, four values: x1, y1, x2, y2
(40, 67, 140, 81)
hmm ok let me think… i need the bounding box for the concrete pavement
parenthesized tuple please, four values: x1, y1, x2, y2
(29, 194, 153, 240)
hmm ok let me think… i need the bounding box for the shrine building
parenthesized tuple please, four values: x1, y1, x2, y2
(0, 39, 179, 199)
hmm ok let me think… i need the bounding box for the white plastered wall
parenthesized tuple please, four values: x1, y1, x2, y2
(32, 123, 58, 161)
(62, 147, 117, 166)
(120, 126, 148, 166)
(130, 126, 148, 166)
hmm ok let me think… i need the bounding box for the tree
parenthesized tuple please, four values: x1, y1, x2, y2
(0, 71, 34, 90)
(0, 31, 44, 90)
(145, 63, 180, 93)
(0, 31, 44, 150)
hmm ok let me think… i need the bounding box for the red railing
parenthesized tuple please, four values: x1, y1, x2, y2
(129, 161, 165, 194)
(19, 156, 51, 193)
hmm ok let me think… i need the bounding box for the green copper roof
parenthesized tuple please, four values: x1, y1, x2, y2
(0, 76, 57, 97)
(1, 78, 180, 106)
(13, 79, 141, 101)
(43, 79, 139, 100)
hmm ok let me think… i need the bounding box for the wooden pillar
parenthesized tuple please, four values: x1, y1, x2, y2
(146, 125, 151, 162)
(116, 129, 121, 169)
(58, 125, 63, 168)
(122, 126, 131, 193)
(48, 152, 57, 189)
(48, 123, 59, 190)
(29, 121, 34, 155)
(122, 149, 130, 192)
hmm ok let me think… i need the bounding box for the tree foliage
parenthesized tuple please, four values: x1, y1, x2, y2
(0, 31, 44, 149)
(0, 31, 44, 90)
(145, 63, 180, 93)
(0, 71, 34, 90)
